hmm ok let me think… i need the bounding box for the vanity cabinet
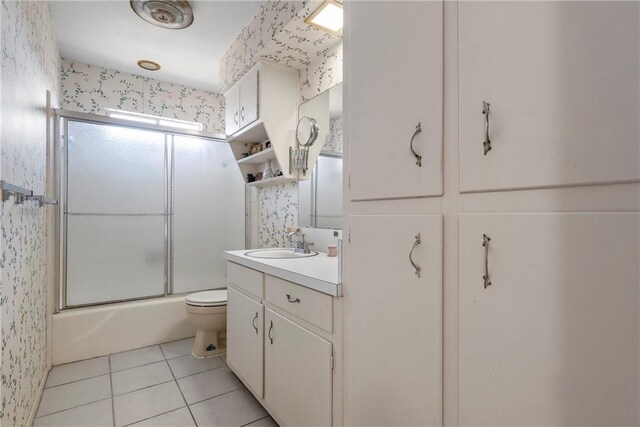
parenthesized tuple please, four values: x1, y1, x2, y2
(265, 308, 333, 427)
(345, 215, 443, 426)
(348, 0, 443, 201)
(459, 1, 640, 192)
(225, 261, 341, 426)
(459, 213, 639, 426)
(226, 287, 264, 398)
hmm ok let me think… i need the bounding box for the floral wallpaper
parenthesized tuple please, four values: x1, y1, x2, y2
(1, 1, 61, 425)
(324, 117, 343, 153)
(300, 42, 343, 102)
(258, 182, 299, 248)
(60, 59, 224, 134)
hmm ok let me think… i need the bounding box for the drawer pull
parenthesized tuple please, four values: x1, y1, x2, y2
(286, 294, 301, 303)
(268, 320, 274, 344)
(482, 101, 492, 155)
(409, 122, 423, 167)
(252, 312, 258, 335)
(409, 233, 422, 278)
(482, 234, 492, 288)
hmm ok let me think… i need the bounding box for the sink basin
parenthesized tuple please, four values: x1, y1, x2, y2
(245, 248, 319, 259)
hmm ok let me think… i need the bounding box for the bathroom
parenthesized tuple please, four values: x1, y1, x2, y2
(0, 0, 638, 426)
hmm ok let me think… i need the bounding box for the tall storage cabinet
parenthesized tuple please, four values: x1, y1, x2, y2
(344, 1, 444, 426)
(344, 1, 639, 426)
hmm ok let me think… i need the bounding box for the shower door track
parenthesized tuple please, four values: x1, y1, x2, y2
(54, 110, 226, 312)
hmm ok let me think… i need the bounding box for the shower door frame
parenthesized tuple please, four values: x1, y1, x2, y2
(54, 109, 229, 312)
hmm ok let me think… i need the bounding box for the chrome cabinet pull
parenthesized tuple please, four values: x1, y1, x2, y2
(234, 110, 239, 125)
(240, 106, 245, 121)
(482, 234, 492, 288)
(482, 101, 491, 155)
(268, 320, 274, 344)
(286, 294, 301, 303)
(409, 122, 423, 167)
(252, 312, 258, 335)
(409, 233, 422, 278)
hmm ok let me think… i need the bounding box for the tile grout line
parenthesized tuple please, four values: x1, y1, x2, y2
(160, 344, 200, 427)
(121, 405, 190, 427)
(44, 371, 110, 390)
(240, 415, 271, 427)
(109, 355, 116, 427)
(33, 397, 113, 420)
(187, 385, 246, 407)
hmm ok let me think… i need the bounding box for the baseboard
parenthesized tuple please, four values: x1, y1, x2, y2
(25, 365, 49, 427)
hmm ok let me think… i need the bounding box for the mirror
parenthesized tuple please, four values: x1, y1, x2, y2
(298, 83, 343, 229)
(296, 116, 319, 147)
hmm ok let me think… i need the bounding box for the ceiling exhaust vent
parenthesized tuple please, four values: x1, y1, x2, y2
(130, 0, 194, 30)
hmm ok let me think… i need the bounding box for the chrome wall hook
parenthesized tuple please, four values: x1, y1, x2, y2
(482, 102, 492, 155)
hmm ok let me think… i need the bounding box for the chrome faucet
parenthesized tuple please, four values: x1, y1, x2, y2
(285, 228, 314, 254)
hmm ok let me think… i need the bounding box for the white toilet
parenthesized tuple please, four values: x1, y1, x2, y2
(185, 289, 227, 358)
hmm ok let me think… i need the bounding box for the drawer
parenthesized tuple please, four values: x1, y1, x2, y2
(265, 275, 333, 333)
(227, 262, 264, 300)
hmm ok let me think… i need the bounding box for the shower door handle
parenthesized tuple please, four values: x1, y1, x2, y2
(252, 312, 258, 335)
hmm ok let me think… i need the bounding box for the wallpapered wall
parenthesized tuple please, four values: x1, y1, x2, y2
(60, 59, 225, 134)
(0, 1, 61, 425)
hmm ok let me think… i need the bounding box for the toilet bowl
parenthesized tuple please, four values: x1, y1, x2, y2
(185, 289, 227, 358)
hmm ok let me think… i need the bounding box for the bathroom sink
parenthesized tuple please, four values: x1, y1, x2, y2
(245, 248, 319, 259)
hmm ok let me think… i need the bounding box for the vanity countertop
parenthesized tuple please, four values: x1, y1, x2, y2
(223, 250, 341, 297)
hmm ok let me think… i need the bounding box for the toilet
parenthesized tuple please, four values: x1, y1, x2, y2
(185, 289, 227, 358)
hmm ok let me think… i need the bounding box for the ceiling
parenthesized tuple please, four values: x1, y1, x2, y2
(50, 1, 264, 92)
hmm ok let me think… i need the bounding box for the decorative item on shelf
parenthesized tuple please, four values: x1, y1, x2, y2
(275, 170, 283, 177)
(250, 144, 262, 155)
(263, 160, 275, 179)
(255, 172, 264, 181)
(242, 152, 250, 158)
(327, 245, 338, 257)
(265, 141, 272, 149)
(247, 174, 256, 183)
(290, 116, 319, 176)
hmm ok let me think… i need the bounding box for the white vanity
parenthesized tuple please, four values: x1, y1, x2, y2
(223, 250, 342, 427)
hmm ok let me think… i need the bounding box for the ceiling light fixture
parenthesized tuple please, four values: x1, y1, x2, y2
(137, 59, 161, 71)
(305, 0, 343, 35)
(130, 0, 194, 30)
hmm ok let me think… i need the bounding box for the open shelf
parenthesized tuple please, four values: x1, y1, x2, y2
(246, 176, 295, 188)
(236, 147, 276, 165)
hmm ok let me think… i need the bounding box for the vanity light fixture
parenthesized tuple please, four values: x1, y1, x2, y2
(305, 0, 343, 35)
(137, 59, 161, 71)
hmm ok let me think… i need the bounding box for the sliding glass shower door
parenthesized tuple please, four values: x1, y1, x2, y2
(62, 116, 244, 308)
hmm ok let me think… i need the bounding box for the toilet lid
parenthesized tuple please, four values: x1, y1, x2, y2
(186, 289, 227, 306)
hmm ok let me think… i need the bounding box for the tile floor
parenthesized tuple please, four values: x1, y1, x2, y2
(34, 338, 278, 427)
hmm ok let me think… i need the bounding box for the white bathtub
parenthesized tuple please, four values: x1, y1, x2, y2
(52, 295, 195, 365)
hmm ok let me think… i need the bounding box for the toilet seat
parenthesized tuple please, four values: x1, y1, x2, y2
(185, 289, 227, 307)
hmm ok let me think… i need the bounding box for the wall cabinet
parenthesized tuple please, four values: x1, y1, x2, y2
(226, 262, 341, 426)
(344, 215, 443, 426)
(348, 1, 443, 201)
(459, 1, 640, 192)
(224, 62, 299, 183)
(265, 308, 333, 427)
(459, 213, 639, 426)
(226, 287, 264, 398)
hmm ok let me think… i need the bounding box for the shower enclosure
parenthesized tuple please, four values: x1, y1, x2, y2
(56, 112, 245, 309)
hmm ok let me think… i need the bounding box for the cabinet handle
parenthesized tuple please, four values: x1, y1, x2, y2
(234, 110, 239, 125)
(240, 106, 245, 121)
(286, 294, 301, 303)
(482, 234, 492, 288)
(409, 233, 422, 278)
(268, 320, 274, 344)
(409, 122, 423, 167)
(252, 312, 258, 335)
(482, 101, 492, 155)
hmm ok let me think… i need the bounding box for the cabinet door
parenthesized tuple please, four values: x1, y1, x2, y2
(459, 213, 639, 426)
(226, 286, 264, 398)
(225, 85, 240, 136)
(265, 308, 332, 427)
(459, 2, 640, 192)
(240, 68, 259, 129)
(348, 1, 443, 201)
(345, 215, 442, 426)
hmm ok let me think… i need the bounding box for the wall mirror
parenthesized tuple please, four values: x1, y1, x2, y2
(298, 83, 343, 229)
